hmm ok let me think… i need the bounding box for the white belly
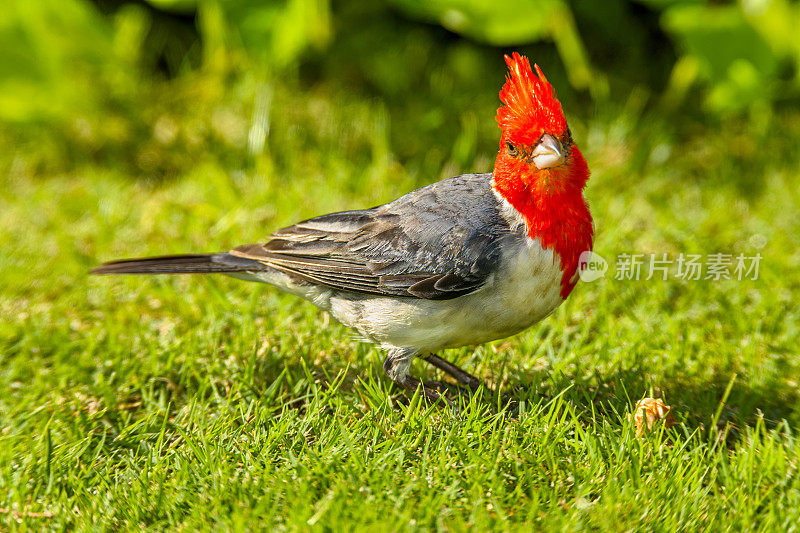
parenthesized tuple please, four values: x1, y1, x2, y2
(238, 237, 567, 353)
(327, 237, 566, 352)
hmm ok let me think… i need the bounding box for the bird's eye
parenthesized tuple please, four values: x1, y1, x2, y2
(506, 141, 518, 157)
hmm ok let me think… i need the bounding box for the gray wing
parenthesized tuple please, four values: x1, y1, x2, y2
(230, 173, 522, 300)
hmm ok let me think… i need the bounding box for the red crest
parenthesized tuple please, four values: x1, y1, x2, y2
(496, 53, 567, 144)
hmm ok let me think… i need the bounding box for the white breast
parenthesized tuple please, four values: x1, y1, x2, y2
(326, 236, 566, 352)
(238, 188, 570, 354)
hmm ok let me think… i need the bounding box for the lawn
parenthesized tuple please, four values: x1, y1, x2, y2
(1, 81, 799, 529)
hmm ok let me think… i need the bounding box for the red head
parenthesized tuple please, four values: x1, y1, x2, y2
(492, 53, 593, 298)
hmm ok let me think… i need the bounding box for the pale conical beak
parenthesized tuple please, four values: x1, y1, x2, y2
(531, 134, 565, 169)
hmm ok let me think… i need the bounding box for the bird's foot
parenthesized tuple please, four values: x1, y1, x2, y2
(383, 348, 460, 411)
(422, 353, 492, 395)
(421, 354, 531, 416)
(401, 376, 456, 410)
(384, 349, 508, 413)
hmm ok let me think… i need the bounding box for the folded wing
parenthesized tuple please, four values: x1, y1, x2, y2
(230, 174, 520, 300)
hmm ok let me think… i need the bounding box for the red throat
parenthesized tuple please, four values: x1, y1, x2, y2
(492, 53, 593, 299)
(492, 53, 593, 298)
(493, 147, 593, 299)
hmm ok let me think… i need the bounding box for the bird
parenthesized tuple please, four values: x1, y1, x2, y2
(92, 53, 593, 406)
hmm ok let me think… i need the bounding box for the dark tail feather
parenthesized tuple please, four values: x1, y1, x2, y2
(90, 253, 268, 275)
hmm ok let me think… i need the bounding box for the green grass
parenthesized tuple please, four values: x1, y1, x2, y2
(2, 85, 800, 530)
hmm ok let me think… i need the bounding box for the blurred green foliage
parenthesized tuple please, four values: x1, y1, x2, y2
(658, 0, 800, 113)
(389, 0, 599, 95)
(0, 0, 798, 179)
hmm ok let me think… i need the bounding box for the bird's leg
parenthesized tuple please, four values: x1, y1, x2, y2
(383, 348, 453, 407)
(422, 353, 484, 392)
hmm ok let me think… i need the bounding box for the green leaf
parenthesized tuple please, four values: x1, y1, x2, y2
(389, 0, 558, 45)
(661, 4, 778, 112)
(388, 0, 600, 93)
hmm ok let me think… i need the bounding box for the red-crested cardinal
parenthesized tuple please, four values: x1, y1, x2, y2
(92, 53, 593, 405)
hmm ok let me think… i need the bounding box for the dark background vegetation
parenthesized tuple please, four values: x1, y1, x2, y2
(3, 0, 799, 182)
